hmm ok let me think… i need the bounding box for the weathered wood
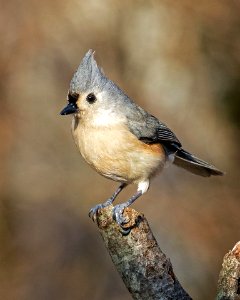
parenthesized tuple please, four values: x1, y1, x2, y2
(96, 205, 192, 300)
(217, 241, 240, 300)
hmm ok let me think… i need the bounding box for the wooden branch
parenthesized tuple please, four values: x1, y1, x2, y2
(95, 205, 192, 300)
(217, 241, 240, 300)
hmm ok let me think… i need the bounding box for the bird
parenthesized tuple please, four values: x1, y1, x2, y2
(60, 49, 223, 233)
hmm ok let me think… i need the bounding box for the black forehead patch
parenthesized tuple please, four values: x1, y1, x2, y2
(68, 92, 79, 103)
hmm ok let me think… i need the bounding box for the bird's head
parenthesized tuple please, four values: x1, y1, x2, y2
(60, 50, 128, 122)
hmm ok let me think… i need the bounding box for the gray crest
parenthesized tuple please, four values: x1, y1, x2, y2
(69, 50, 107, 94)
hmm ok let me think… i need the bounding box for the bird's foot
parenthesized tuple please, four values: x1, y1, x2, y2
(88, 200, 112, 222)
(112, 204, 131, 235)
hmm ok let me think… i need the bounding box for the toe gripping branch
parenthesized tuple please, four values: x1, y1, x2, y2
(96, 204, 144, 236)
(112, 191, 142, 234)
(89, 191, 143, 235)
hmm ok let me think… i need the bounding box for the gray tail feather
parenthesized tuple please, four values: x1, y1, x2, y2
(173, 149, 224, 177)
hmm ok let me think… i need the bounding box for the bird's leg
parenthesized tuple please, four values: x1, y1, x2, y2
(89, 183, 127, 221)
(112, 190, 143, 233)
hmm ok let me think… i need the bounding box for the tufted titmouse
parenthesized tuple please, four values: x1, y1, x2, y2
(60, 50, 223, 232)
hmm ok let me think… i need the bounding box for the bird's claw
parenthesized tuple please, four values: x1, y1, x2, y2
(88, 199, 113, 222)
(88, 204, 105, 222)
(112, 204, 131, 235)
(89, 202, 132, 235)
(112, 204, 128, 225)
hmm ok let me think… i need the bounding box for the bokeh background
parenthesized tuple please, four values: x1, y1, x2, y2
(0, 1, 239, 299)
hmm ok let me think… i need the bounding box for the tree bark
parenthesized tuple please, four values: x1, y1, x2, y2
(95, 205, 192, 300)
(217, 241, 240, 300)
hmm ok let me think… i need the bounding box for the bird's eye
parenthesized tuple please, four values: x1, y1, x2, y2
(86, 93, 96, 104)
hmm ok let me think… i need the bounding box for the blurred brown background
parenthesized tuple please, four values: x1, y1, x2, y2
(0, 1, 239, 299)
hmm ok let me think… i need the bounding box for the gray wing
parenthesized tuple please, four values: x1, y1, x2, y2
(125, 104, 224, 177)
(126, 106, 182, 152)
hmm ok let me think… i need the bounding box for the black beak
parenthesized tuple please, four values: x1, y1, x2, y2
(60, 103, 78, 115)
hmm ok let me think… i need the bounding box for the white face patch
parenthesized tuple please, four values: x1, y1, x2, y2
(90, 91, 125, 127)
(137, 180, 150, 194)
(92, 108, 121, 126)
